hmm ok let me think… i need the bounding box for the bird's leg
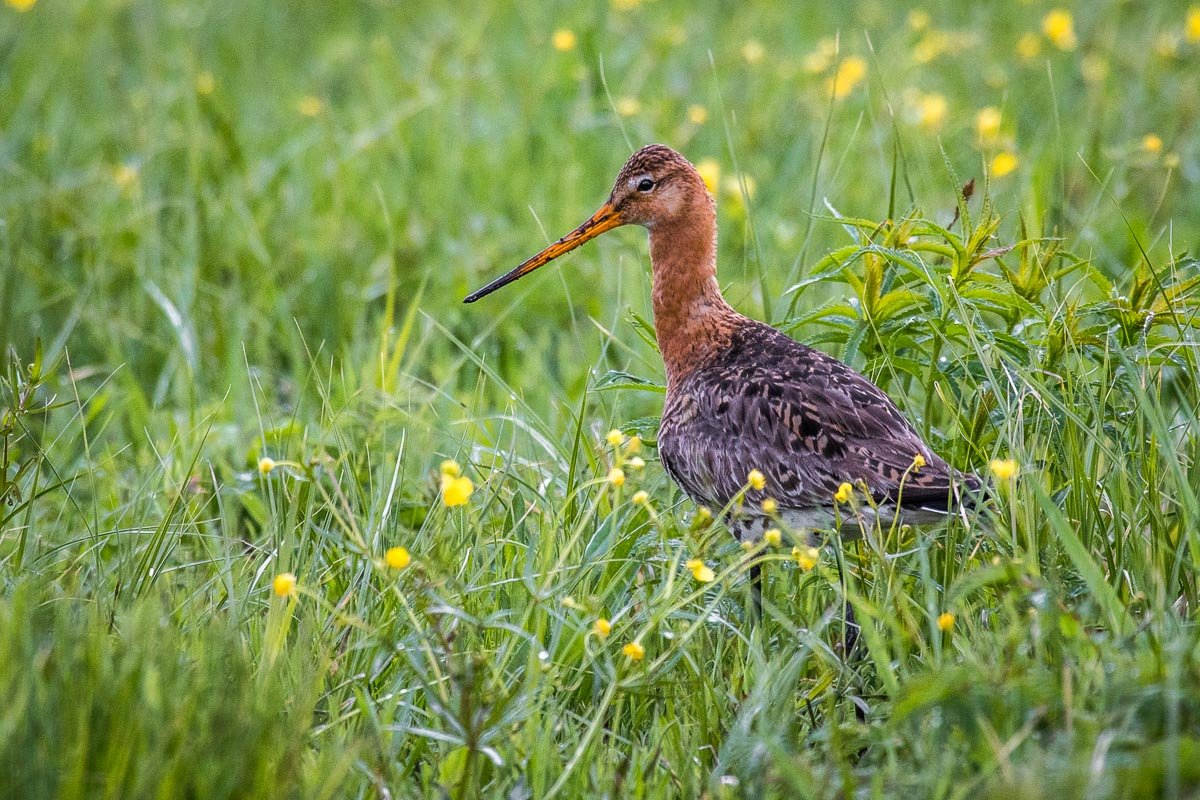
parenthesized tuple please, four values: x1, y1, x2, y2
(829, 533, 867, 724)
(749, 561, 763, 621)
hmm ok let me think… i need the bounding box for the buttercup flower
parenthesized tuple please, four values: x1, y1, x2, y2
(763, 528, 782, 547)
(747, 469, 766, 491)
(622, 641, 645, 660)
(273, 572, 297, 597)
(833, 482, 853, 504)
(742, 39, 765, 65)
(937, 612, 956, 632)
(991, 151, 1019, 178)
(631, 490, 649, 505)
(827, 56, 867, 99)
(1016, 33, 1042, 60)
(296, 96, 324, 116)
(607, 467, 625, 487)
(606, 429, 625, 447)
(551, 29, 576, 51)
(696, 158, 720, 194)
(593, 618, 612, 638)
(1042, 10, 1077, 50)
(792, 546, 819, 571)
(615, 97, 641, 117)
(687, 104, 709, 124)
(385, 547, 411, 570)
(989, 458, 1018, 481)
(975, 107, 1002, 144)
(685, 559, 715, 583)
(442, 474, 475, 506)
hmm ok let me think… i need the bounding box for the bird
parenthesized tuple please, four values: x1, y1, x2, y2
(465, 144, 981, 608)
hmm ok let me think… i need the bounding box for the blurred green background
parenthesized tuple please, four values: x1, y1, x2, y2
(3, 1, 1200, 798)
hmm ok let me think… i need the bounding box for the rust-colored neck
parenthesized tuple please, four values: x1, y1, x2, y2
(648, 192, 740, 384)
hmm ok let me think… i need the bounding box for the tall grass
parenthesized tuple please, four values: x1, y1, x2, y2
(1, 0, 1199, 797)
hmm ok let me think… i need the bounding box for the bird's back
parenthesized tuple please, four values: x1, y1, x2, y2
(657, 316, 980, 532)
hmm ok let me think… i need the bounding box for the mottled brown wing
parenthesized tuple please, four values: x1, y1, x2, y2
(658, 321, 979, 513)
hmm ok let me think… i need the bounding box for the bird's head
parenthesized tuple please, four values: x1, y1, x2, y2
(463, 144, 707, 303)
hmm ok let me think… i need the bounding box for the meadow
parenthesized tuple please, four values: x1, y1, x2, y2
(2, 0, 1200, 797)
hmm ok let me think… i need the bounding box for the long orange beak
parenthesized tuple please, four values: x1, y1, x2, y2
(464, 203, 624, 303)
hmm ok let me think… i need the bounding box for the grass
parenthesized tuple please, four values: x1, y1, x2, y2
(2, 0, 1200, 797)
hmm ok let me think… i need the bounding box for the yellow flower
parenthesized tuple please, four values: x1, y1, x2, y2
(615, 96, 641, 117)
(721, 174, 757, 201)
(1080, 54, 1108, 84)
(439, 459, 461, 478)
(741, 39, 765, 65)
(606, 429, 625, 447)
(1042, 10, 1077, 51)
(937, 612, 956, 632)
(696, 506, 713, 524)
(912, 454, 927, 470)
(385, 546, 411, 570)
(5, 0, 36, 10)
(803, 38, 839, 74)
(989, 458, 1018, 481)
(685, 558, 716, 583)
(915, 92, 948, 130)
(833, 482, 853, 504)
(827, 56, 867, 99)
(907, 9, 931, 30)
(687, 104, 709, 124)
(763, 528, 782, 547)
(747, 469, 766, 491)
(113, 163, 138, 190)
(258, 457, 277, 475)
(1188, 7, 1200, 42)
(913, 31, 952, 64)
(272, 572, 297, 598)
(631, 490, 649, 505)
(1016, 33, 1042, 60)
(296, 95, 324, 117)
(551, 29, 577, 51)
(607, 467, 625, 487)
(792, 546, 819, 571)
(696, 158, 720, 194)
(593, 618, 612, 638)
(975, 107, 1002, 145)
(761, 498, 778, 514)
(990, 151, 1019, 178)
(622, 641, 645, 661)
(1142, 134, 1163, 154)
(196, 71, 216, 96)
(441, 474, 475, 506)
(1156, 33, 1180, 58)
(627, 456, 645, 470)
(625, 435, 642, 454)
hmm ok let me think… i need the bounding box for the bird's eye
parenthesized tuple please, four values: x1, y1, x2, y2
(637, 178, 655, 192)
